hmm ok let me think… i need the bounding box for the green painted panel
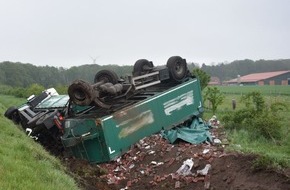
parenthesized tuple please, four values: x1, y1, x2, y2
(62, 118, 109, 163)
(102, 78, 202, 161)
(62, 78, 203, 163)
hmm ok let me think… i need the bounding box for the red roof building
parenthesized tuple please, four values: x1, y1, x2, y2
(208, 77, 221, 86)
(224, 71, 290, 85)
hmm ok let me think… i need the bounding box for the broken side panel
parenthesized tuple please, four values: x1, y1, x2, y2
(61, 118, 110, 162)
(62, 78, 203, 163)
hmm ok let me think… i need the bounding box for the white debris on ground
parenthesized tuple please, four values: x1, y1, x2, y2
(176, 158, 194, 176)
(98, 115, 229, 189)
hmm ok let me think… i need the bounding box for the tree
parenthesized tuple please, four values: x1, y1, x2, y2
(192, 68, 210, 90)
(25, 83, 45, 97)
(204, 87, 224, 114)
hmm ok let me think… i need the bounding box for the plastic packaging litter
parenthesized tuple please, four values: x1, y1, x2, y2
(213, 138, 222, 144)
(203, 149, 210, 154)
(176, 158, 194, 176)
(197, 164, 211, 175)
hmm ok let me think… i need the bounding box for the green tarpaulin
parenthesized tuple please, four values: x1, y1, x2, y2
(162, 117, 212, 144)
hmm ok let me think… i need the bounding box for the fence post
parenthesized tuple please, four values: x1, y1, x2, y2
(232, 99, 236, 110)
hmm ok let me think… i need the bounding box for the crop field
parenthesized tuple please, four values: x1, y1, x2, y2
(201, 85, 290, 115)
(217, 85, 290, 96)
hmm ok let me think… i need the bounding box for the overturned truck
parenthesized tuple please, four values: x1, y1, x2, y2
(5, 56, 203, 163)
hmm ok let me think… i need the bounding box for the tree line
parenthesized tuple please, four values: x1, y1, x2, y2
(200, 59, 290, 82)
(0, 62, 133, 88)
(1, 59, 290, 88)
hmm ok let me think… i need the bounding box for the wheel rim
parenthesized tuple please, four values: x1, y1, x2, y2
(175, 61, 185, 76)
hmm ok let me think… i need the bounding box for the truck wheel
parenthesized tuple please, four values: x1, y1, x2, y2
(68, 80, 94, 106)
(133, 59, 154, 76)
(4, 106, 18, 119)
(94, 70, 119, 84)
(167, 56, 188, 82)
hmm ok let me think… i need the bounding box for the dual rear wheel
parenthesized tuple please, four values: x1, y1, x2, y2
(92, 56, 188, 84)
(132, 56, 188, 82)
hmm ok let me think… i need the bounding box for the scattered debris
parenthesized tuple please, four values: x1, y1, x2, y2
(61, 114, 290, 190)
(208, 115, 220, 128)
(204, 175, 211, 189)
(175, 180, 181, 189)
(148, 150, 155, 155)
(213, 138, 222, 144)
(203, 149, 210, 154)
(197, 164, 211, 176)
(176, 158, 194, 176)
(94, 114, 230, 189)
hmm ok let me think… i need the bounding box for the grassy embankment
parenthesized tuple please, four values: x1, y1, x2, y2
(205, 85, 290, 168)
(0, 95, 79, 190)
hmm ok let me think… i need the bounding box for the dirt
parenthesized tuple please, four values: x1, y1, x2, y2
(60, 126, 290, 190)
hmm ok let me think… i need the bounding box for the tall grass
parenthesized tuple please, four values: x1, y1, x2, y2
(0, 95, 79, 190)
(227, 129, 290, 168)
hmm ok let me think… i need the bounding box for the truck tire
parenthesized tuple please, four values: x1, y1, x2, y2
(133, 59, 154, 76)
(5, 106, 21, 124)
(4, 106, 18, 119)
(68, 80, 94, 106)
(94, 70, 119, 84)
(167, 56, 188, 82)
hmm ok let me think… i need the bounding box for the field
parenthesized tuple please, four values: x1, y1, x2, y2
(217, 85, 290, 96)
(207, 85, 290, 113)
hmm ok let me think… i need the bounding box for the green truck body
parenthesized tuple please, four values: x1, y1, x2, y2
(62, 78, 203, 163)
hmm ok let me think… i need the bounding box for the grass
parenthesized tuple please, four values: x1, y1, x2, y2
(203, 85, 290, 169)
(0, 95, 26, 108)
(0, 95, 79, 190)
(226, 129, 290, 168)
(217, 85, 290, 96)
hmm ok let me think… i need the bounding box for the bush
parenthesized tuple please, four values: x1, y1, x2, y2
(222, 91, 286, 142)
(251, 113, 282, 141)
(0, 84, 13, 94)
(25, 84, 45, 98)
(203, 86, 224, 114)
(54, 84, 68, 95)
(0, 84, 45, 98)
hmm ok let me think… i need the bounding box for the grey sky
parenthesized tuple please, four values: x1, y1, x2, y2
(0, 0, 289, 68)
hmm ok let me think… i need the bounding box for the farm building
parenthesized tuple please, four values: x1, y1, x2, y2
(224, 70, 290, 85)
(208, 77, 221, 86)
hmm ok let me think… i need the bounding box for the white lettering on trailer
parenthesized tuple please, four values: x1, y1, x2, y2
(108, 147, 116, 154)
(163, 90, 194, 115)
(138, 79, 197, 107)
(102, 79, 198, 121)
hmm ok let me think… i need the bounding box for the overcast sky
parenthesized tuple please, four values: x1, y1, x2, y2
(0, 0, 289, 68)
